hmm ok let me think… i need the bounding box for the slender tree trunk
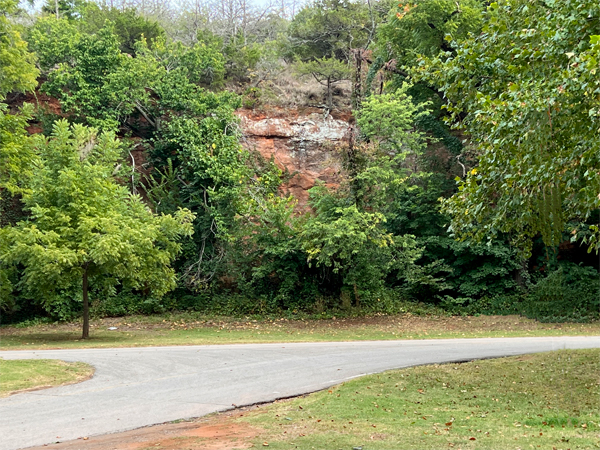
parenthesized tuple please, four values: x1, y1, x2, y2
(55, 0, 59, 18)
(82, 264, 90, 339)
(352, 49, 363, 110)
(327, 77, 333, 111)
(514, 258, 528, 289)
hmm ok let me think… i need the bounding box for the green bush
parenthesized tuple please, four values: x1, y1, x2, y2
(522, 263, 600, 322)
(242, 87, 262, 109)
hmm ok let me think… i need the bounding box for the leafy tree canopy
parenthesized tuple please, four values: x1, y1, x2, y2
(28, 19, 226, 130)
(295, 56, 351, 109)
(0, 103, 35, 197)
(285, 0, 376, 62)
(40, 0, 164, 54)
(78, 3, 165, 55)
(0, 0, 39, 99)
(0, 121, 194, 337)
(356, 83, 430, 154)
(376, 0, 484, 65)
(415, 0, 600, 255)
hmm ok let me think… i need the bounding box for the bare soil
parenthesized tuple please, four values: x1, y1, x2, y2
(26, 408, 260, 450)
(2, 314, 586, 335)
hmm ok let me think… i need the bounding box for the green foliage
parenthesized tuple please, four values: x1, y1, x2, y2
(147, 91, 273, 292)
(242, 87, 262, 109)
(223, 35, 262, 83)
(290, 87, 432, 301)
(41, 0, 87, 20)
(29, 19, 125, 129)
(26, 16, 81, 71)
(0, 121, 194, 325)
(8, 0, 597, 323)
(91, 290, 175, 317)
(357, 83, 430, 153)
(295, 57, 351, 83)
(29, 20, 226, 130)
(0, 102, 36, 313)
(367, 0, 479, 165)
(0, 0, 39, 99)
(0, 103, 35, 196)
(294, 57, 351, 108)
(524, 263, 600, 322)
(302, 191, 397, 295)
(416, 0, 600, 255)
(286, 0, 374, 62)
(376, 0, 484, 64)
(418, 236, 521, 303)
(78, 3, 165, 55)
(226, 193, 314, 310)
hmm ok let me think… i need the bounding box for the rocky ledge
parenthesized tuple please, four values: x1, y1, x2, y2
(236, 107, 352, 205)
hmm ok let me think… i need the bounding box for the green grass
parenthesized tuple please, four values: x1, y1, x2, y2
(242, 349, 600, 450)
(1, 313, 599, 350)
(0, 359, 94, 397)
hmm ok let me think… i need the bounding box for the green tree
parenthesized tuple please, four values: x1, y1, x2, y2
(41, 0, 87, 20)
(286, 0, 374, 63)
(376, 0, 484, 66)
(0, 0, 39, 99)
(28, 20, 226, 131)
(295, 57, 351, 109)
(300, 192, 409, 304)
(296, 85, 432, 303)
(285, 0, 378, 109)
(0, 121, 194, 338)
(356, 83, 430, 153)
(415, 0, 600, 255)
(0, 104, 35, 200)
(29, 19, 126, 130)
(78, 3, 165, 55)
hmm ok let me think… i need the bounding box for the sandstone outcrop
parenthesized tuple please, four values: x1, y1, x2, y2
(237, 107, 352, 206)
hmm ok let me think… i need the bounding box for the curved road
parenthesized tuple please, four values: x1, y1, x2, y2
(2, 336, 600, 450)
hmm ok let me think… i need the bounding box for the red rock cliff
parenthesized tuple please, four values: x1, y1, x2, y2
(236, 107, 353, 205)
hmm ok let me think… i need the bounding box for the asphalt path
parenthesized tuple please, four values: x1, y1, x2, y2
(2, 336, 600, 450)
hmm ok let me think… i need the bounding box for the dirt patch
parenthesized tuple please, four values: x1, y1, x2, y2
(26, 409, 260, 450)
(0, 314, 590, 336)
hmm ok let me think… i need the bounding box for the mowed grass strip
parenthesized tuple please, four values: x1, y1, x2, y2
(242, 349, 600, 450)
(0, 359, 94, 397)
(1, 314, 599, 350)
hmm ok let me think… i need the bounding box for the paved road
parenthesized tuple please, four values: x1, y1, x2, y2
(2, 336, 599, 450)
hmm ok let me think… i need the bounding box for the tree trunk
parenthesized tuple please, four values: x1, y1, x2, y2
(352, 49, 362, 110)
(514, 258, 529, 289)
(82, 264, 90, 339)
(55, 0, 59, 18)
(326, 77, 333, 111)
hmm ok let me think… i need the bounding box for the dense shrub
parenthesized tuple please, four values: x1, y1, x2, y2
(521, 263, 600, 322)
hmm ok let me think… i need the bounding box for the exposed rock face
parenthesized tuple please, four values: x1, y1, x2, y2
(237, 107, 352, 205)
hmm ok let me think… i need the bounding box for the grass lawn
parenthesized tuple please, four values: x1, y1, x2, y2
(241, 349, 600, 450)
(1, 313, 599, 350)
(0, 359, 94, 397)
